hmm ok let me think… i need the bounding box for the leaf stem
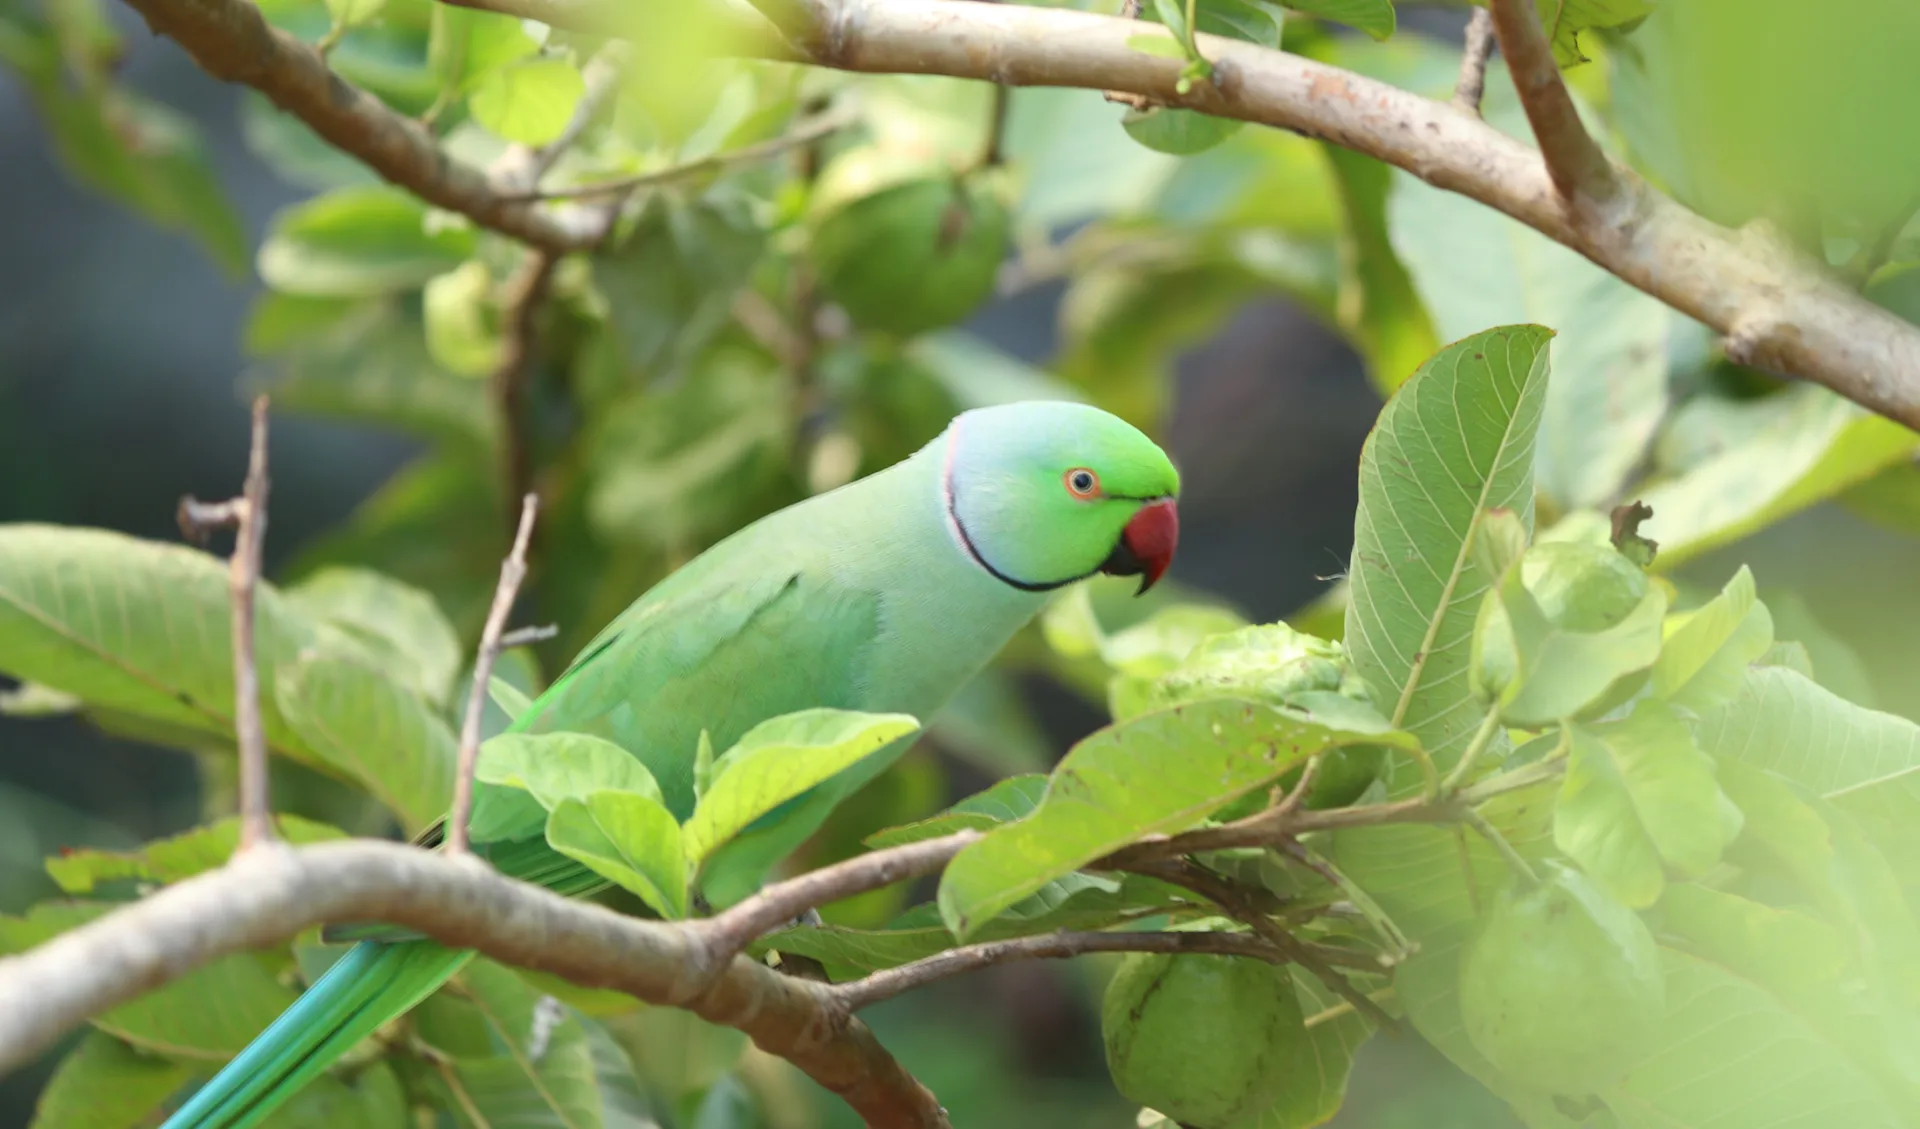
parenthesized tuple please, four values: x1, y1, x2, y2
(1441, 707, 1504, 796)
(1462, 808, 1539, 888)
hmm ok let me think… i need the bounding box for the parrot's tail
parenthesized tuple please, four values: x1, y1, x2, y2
(159, 940, 472, 1129)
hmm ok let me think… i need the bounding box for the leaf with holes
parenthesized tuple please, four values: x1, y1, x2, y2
(937, 698, 1414, 938)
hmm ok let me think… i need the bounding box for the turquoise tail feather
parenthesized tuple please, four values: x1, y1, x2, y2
(159, 940, 473, 1129)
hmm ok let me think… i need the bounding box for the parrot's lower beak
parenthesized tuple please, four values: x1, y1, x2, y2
(1101, 498, 1179, 595)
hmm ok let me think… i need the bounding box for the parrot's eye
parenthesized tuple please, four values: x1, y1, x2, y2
(1064, 468, 1100, 498)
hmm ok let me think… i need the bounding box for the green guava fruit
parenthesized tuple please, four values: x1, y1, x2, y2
(809, 172, 1010, 337)
(1103, 952, 1304, 1128)
(1459, 861, 1667, 1095)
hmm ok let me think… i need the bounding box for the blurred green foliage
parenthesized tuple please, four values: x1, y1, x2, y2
(5, 0, 1920, 1127)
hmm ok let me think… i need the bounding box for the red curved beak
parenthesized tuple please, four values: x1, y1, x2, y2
(1106, 498, 1179, 595)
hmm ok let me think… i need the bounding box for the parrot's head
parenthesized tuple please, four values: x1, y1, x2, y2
(942, 401, 1181, 595)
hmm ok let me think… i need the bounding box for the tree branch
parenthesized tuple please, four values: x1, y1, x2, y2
(1486, 0, 1616, 203)
(0, 841, 947, 1128)
(118, 0, 600, 252)
(1451, 6, 1496, 115)
(446, 494, 540, 856)
(831, 929, 1287, 1012)
(421, 0, 1920, 430)
(176, 396, 275, 852)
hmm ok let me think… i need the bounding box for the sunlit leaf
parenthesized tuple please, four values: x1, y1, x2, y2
(683, 709, 921, 863)
(470, 57, 586, 147)
(547, 790, 688, 919)
(1650, 565, 1773, 713)
(938, 698, 1413, 938)
(478, 732, 666, 812)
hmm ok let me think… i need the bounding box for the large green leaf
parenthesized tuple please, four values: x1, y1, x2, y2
(938, 697, 1413, 938)
(28, 1032, 190, 1129)
(260, 1062, 407, 1129)
(1650, 565, 1774, 713)
(1696, 666, 1920, 841)
(0, 525, 318, 761)
(417, 959, 626, 1129)
(284, 566, 463, 706)
(1388, 80, 1666, 512)
(1555, 701, 1743, 908)
(275, 650, 458, 834)
(257, 186, 477, 298)
(683, 709, 921, 864)
(1285, 0, 1394, 39)
(863, 774, 1048, 850)
(1342, 324, 1552, 786)
(546, 790, 688, 920)
(46, 814, 346, 895)
(428, 4, 539, 96)
(1524, 0, 1654, 67)
(470, 57, 586, 147)
(1637, 384, 1919, 569)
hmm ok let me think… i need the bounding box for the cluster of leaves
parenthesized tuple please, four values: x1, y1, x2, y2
(7, 0, 1920, 1126)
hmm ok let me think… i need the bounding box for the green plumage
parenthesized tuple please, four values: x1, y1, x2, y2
(158, 401, 1178, 1129)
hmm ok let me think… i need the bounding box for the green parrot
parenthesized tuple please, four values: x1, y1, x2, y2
(157, 399, 1180, 1129)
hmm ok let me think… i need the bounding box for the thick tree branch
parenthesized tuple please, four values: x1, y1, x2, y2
(176, 396, 275, 851)
(118, 0, 598, 251)
(446, 495, 540, 856)
(831, 929, 1287, 1012)
(423, 0, 1920, 429)
(1486, 0, 1616, 203)
(0, 841, 949, 1128)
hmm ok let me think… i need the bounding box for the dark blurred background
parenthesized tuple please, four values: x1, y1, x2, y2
(8, 4, 1920, 1125)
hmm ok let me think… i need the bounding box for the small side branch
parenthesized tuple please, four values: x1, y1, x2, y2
(504, 108, 853, 202)
(445, 495, 541, 856)
(177, 396, 276, 852)
(1486, 0, 1616, 202)
(832, 929, 1288, 1012)
(1451, 7, 1496, 115)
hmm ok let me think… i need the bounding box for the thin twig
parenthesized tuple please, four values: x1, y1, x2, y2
(1441, 707, 1504, 795)
(833, 929, 1288, 1012)
(697, 832, 980, 968)
(177, 396, 275, 852)
(1451, 6, 1496, 115)
(502, 109, 854, 202)
(1462, 808, 1540, 888)
(491, 254, 559, 528)
(446, 495, 541, 856)
(499, 624, 560, 649)
(978, 82, 1010, 171)
(1486, 0, 1616, 203)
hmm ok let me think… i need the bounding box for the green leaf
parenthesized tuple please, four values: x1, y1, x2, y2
(1658, 883, 1851, 1004)
(1697, 666, 1920, 843)
(248, 296, 496, 450)
(423, 259, 505, 378)
(938, 698, 1414, 938)
(1765, 589, 1878, 709)
(1473, 559, 1667, 727)
(478, 732, 666, 811)
(1343, 324, 1553, 787)
(1387, 74, 1668, 512)
(1637, 384, 1919, 569)
(488, 674, 534, 723)
(257, 186, 477, 298)
(0, 15, 247, 274)
(46, 814, 346, 894)
(546, 790, 688, 919)
(0, 524, 317, 761)
(1650, 565, 1773, 713)
(1555, 701, 1744, 908)
(1285, 0, 1395, 40)
(470, 57, 587, 147)
(684, 709, 921, 864)
(28, 1032, 190, 1129)
(1243, 969, 1376, 1128)
(864, 774, 1048, 850)
(275, 650, 458, 834)
(417, 959, 621, 1129)
(285, 566, 463, 706)
(1323, 145, 1439, 395)
(428, 4, 539, 96)
(238, 91, 376, 191)
(1526, 0, 1653, 68)
(262, 1061, 407, 1129)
